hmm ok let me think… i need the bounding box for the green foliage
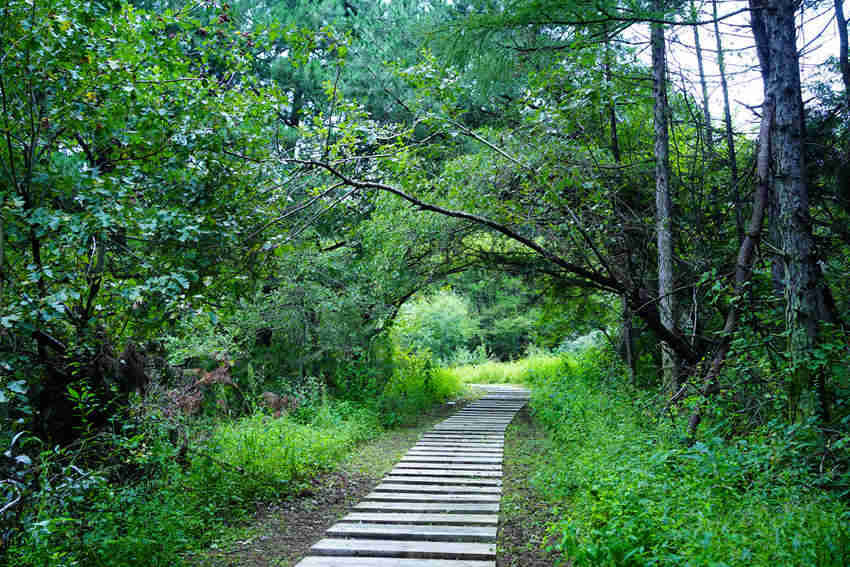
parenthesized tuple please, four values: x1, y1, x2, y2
(0, 0, 284, 441)
(378, 348, 463, 426)
(443, 350, 568, 385)
(184, 405, 381, 510)
(522, 347, 850, 566)
(392, 289, 480, 364)
(6, 400, 385, 566)
(6, 427, 207, 567)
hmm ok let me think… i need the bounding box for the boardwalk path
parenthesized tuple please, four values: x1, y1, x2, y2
(294, 384, 530, 567)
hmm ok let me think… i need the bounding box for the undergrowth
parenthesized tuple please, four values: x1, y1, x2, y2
(519, 347, 850, 566)
(441, 351, 568, 385)
(4, 350, 463, 567)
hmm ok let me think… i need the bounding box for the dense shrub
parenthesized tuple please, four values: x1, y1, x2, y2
(377, 348, 463, 426)
(4, 341, 462, 567)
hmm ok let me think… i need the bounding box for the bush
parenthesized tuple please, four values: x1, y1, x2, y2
(392, 289, 480, 364)
(377, 349, 463, 426)
(6, 428, 207, 567)
(5, 400, 385, 567)
(184, 404, 383, 510)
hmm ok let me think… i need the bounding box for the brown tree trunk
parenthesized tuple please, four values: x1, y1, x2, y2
(692, 0, 712, 151)
(605, 33, 635, 382)
(687, 101, 774, 440)
(751, 0, 834, 423)
(652, 3, 679, 393)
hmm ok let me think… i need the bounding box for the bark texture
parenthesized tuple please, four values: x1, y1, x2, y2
(751, 0, 834, 421)
(652, 7, 679, 392)
(691, 1, 712, 150)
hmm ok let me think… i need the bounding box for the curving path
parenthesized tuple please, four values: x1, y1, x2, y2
(294, 384, 530, 567)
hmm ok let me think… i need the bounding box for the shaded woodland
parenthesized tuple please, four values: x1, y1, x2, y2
(1, 0, 849, 564)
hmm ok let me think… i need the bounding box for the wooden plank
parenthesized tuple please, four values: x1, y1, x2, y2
(413, 443, 503, 450)
(405, 454, 503, 459)
(364, 492, 501, 503)
(400, 456, 502, 464)
(389, 468, 502, 478)
(420, 434, 503, 438)
(310, 538, 495, 560)
(418, 439, 503, 445)
(354, 502, 500, 514)
(432, 427, 508, 432)
(340, 512, 499, 525)
(409, 445, 504, 450)
(382, 475, 502, 486)
(326, 522, 497, 542)
(402, 453, 503, 460)
(297, 556, 495, 567)
(373, 483, 501, 494)
(416, 437, 505, 449)
(393, 463, 502, 471)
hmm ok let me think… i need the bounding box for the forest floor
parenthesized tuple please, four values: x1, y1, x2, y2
(188, 397, 560, 567)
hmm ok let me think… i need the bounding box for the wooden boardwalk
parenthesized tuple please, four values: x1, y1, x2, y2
(294, 385, 530, 567)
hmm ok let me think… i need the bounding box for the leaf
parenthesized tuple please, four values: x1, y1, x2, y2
(8, 380, 27, 394)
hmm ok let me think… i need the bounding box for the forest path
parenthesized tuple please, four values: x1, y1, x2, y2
(292, 384, 530, 567)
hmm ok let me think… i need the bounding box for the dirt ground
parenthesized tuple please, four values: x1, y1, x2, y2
(498, 407, 564, 567)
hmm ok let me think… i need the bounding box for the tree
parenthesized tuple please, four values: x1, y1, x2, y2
(652, 0, 679, 393)
(0, 0, 279, 441)
(749, 0, 837, 421)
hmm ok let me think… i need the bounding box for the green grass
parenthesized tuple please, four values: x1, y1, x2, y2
(439, 352, 570, 384)
(184, 403, 383, 508)
(448, 348, 850, 566)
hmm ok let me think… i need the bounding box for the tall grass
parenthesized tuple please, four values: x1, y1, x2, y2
(518, 346, 850, 566)
(440, 352, 570, 385)
(7, 349, 461, 567)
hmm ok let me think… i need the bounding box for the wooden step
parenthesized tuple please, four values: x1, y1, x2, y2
(341, 512, 499, 525)
(326, 522, 497, 542)
(382, 475, 502, 486)
(393, 463, 502, 471)
(400, 456, 502, 465)
(374, 483, 501, 494)
(291, 388, 529, 567)
(364, 492, 501, 503)
(407, 453, 503, 458)
(297, 558, 495, 567)
(354, 501, 500, 514)
(310, 538, 496, 560)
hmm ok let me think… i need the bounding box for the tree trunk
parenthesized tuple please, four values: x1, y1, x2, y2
(692, 0, 712, 151)
(687, 100, 774, 440)
(751, 0, 834, 422)
(652, 5, 679, 393)
(605, 33, 635, 382)
(836, 0, 850, 97)
(713, 0, 742, 243)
